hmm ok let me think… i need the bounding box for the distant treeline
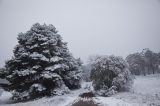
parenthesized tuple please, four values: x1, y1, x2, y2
(126, 48, 160, 76)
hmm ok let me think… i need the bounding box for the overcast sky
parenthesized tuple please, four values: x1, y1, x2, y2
(0, 0, 160, 66)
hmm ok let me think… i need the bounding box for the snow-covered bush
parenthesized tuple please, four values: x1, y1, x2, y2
(90, 55, 133, 96)
(1, 23, 82, 101)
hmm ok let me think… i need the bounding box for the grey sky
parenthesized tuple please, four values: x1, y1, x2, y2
(0, 0, 160, 66)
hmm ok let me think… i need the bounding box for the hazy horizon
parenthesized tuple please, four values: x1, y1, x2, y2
(0, 0, 160, 67)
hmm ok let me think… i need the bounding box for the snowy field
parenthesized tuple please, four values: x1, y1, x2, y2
(95, 74, 160, 106)
(0, 74, 160, 106)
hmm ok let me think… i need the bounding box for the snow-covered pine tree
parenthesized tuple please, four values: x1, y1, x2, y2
(3, 23, 81, 101)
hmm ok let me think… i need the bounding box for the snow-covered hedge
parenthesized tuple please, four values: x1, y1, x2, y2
(90, 55, 133, 96)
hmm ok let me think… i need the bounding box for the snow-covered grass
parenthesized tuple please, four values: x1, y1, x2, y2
(133, 74, 160, 95)
(111, 74, 160, 106)
(0, 89, 12, 104)
(0, 90, 77, 106)
(94, 74, 160, 106)
(0, 74, 160, 106)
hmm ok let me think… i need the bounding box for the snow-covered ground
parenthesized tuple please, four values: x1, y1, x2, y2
(110, 74, 160, 106)
(0, 74, 160, 106)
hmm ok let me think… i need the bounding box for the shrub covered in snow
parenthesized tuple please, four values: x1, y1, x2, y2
(0, 23, 82, 101)
(90, 55, 133, 96)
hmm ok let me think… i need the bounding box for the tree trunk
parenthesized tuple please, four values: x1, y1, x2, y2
(153, 68, 155, 74)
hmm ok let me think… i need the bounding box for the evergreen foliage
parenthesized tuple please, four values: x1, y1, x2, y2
(1, 23, 81, 101)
